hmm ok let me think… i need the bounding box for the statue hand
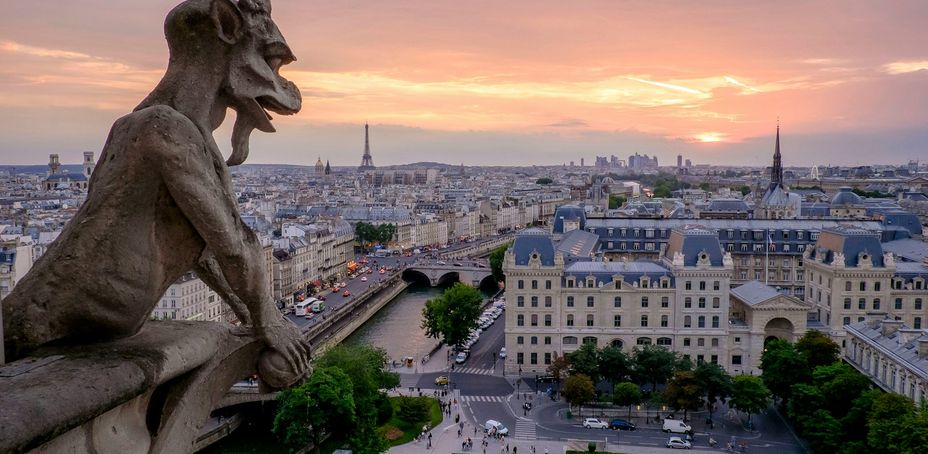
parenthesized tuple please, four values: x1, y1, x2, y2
(256, 319, 312, 379)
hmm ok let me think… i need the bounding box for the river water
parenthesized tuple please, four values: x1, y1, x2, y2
(344, 284, 442, 362)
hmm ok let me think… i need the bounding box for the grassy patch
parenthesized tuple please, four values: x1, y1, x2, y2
(378, 396, 443, 447)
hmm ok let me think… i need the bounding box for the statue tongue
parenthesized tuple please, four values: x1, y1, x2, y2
(227, 99, 276, 166)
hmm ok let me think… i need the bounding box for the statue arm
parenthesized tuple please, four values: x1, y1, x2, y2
(194, 249, 253, 326)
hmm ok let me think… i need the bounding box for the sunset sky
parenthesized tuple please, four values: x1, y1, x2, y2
(1, 0, 927, 167)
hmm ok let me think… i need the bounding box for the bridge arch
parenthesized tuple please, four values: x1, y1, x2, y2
(478, 274, 498, 292)
(435, 271, 460, 287)
(401, 269, 431, 286)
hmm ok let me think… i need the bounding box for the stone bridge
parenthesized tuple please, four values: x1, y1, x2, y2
(403, 259, 496, 289)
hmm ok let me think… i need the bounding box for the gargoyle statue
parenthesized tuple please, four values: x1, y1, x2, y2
(2, 0, 311, 387)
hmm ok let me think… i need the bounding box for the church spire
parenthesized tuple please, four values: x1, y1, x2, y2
(771, 121, 783, 186)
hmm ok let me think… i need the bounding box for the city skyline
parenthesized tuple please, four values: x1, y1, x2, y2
(2, 0, 928, 166)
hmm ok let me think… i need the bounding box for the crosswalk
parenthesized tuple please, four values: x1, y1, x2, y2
(514, 419, 537, 440)
(454, 367, 495, 375)
(461, 395, 507, 403)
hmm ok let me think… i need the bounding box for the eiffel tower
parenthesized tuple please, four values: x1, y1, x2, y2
(358, 123, 376, 171)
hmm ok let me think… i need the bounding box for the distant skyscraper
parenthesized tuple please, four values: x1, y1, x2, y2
(580, 158, 585, 167)
(685, 159, 692, 167)
(358, 123, 376, 171)
(677, 154, 683, 168)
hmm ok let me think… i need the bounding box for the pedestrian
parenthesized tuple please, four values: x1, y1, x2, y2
(513, 447, 517, 454)
(506, 444, 510, 454)
(475, 425, 478, 435)
(428, 432, 432, 443)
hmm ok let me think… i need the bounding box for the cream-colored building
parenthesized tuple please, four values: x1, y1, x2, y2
(503, 226, 810, 377)
(152, 272, 226, 322)
(0, 234, 35, 300)
(846, 318, 928, 403)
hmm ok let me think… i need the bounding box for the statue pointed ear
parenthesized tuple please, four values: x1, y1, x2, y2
(211, 0, 245, 44)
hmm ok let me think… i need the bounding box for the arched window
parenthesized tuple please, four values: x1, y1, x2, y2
(611, 339, 624, 349)
(586, 314, 595, 327)
(563, 336, 578, 345)
(657, 337, 672, 346)
(636, 337, 652, 345)
(582, 336, 598, 346)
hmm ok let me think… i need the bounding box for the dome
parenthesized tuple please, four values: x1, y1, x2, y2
(831, 187, 863, 206)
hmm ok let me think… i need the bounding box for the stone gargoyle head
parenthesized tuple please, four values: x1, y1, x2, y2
(162, 0, 301, 166)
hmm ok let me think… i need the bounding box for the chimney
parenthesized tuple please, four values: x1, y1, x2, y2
(919, 338, 928, 359)
(880, 319, 903, 337)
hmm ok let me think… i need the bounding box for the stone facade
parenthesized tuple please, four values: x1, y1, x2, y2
(152, 272, 226, 323)
(846, 318, 928, 403)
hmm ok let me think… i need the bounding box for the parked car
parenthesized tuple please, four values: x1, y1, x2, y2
(484, 420, 509, 435)
(455, 352, 467, 364)
(666, 436, 692, 449)
(609, 419, 636, 430)
(436, 261, 448, 266)
(662, 419, 692, 434)
(342, 290, 350, 297)
(360, 276, 367, 282)
(583, 418, 609, 429)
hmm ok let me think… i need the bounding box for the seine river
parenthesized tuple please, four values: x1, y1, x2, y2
(344, 284, 443, 362)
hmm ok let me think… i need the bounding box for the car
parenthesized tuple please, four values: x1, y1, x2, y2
(453, 262, 463, 267)
(434, 375, 449, 385)
(583, 418, 609, 429)
(360, 276, 367, 282)
(455, 352, 467, 364)
(662, 419, 692, 434)
(484, 420, 509, 436)
(342, 290, 350, 297)
(609, 419, 636, 431)
(666, 436, 691, 449)
(367, 269, 373, 274)
(498, 347, 507, 358)
(436, 261, 447, 266)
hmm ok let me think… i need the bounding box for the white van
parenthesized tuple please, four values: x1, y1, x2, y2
(294, 300, 312, 317)
(311, 300, 326, 313)
(662, 419, 692, 434)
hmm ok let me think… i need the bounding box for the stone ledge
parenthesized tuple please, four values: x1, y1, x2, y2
(0, 320, 260, 453)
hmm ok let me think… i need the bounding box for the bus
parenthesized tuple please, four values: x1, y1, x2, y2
(294, 300, 313, 317)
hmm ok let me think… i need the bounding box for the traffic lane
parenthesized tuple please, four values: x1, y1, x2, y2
(467, 315, 505, 370)
(417, 373, 513, 397)
(467, 401, 515, 437)
(287, 266, 405, 329)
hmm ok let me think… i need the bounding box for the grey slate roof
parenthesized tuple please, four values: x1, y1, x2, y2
(557, 229, 599, 258)
(831, 187, 864, 206)
(552, 204, 586, 234)
(663, 225, 724, 266)
(730, 281, 781, 306)
(882, 239, 928, 263)
(512, 228, 556, 266)
(705, 198, 750, 212)
(564, 260, 674, 287)
(846, 321, 928, 380)
(809, 226, 885, 267)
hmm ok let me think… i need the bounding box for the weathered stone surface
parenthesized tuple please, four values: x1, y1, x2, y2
(0, 321, 265, 453)
(1, 0, 309, 388)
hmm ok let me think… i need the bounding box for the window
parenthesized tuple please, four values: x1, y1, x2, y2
(684, 315, 692, 328)
(544, 314, 552, 326)
(896, 298, 903, 310)
(711, 355, 719, 364)
(641, 315, 648, 327)
(544, 336, 551, 345)
(657, 337, 672, 346)
(698, 338, 705, 347)
(545, 296, 552, 307)
(545, 280, 551, 290)
(567, 296, 574, 307)
(916, 299, 923, 310)
(916, 317, 923, 329)
(530, 336, 538, 345)
(713, 281, 720, 291)
(732, 355, 742, 365)
(530, 353, 537, 364)
(685, 281, 692, 290)
(517, 296, 525, 307)
(641, 297, 649, 308)
(697, 355, 705, 363)
(875, 281, 881, 291)
(698, 316, 706, 328)
(711, 338, 719, 347)
(566, 314, 574, 326)
(567, 279, 574, 288)
(583, 336, 598, 346)
(531, 314, 538, 326)
(563, 336, 578, 345)
(614, 296, 622, 308)
(586, 314, 594, 327)
(517, 314, 524, 326)
(683, 338, 691, 346)
(843, 317, 850, 325)
(698, 297, 706, 309)
(712, 316, 720, 328)
(845, 281, 852, 292)
(734, 336, 741, 343)
(544, 352, 552, 365)
(517, 353, 524, 364)
(587, 296, 595, 307)
(518, 280, 524, 289)
(712, 297, 720, 309)
(684, 297, 692, 308)
(699, 281, 706, 291)
(844, 298, 851, 310)
(613, 315, 622, 327)
(517, 336, 524, 344)
(531, 280, 538, 289)
(661, 296, 669, 308)
(859, 298, 866, 310)
(636, 337, 652, 345)
(531, 296, 538, 307)
(661, 315, 669, 327)
(873, 298, 881, 310)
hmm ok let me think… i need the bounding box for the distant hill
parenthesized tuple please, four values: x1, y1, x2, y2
(386, 162, 455, 170)
(0, 165, 83, 175)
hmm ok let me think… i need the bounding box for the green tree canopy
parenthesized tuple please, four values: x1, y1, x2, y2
(632, 345, 678, 393)
(730, 375, 771, 427)
(563, 374, 595, 409)
(812, 362, 872, 416)
(613, 381, 642, 419)
(760, 339, 809, 402)
(421, 283, 483, 347)
(795, 330, 841, 370)
(608, 194, 627, 209)
(273, 367, 356, 453)
(868, 392, 918, 454)
(568, 342, 601, 382)
(736, 185, 751, 196)
(598, 345, 632, 384)
(535, 177, 554, 185)
(488, 244, 509, 282)
(695, 362, 733, 416)
(663, 370, 703, 420)
(547, 353, 569, 381)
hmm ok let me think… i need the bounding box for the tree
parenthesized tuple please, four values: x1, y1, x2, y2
(694, 362, 733, 419)
(735, 185, 751, 196)
(375, 223, 396, 245)
(801, 409, 843, 454)
(488, 245, 508, 283)
(663, 370, 702, 420)
(786, 383, 825, 433)
(760, 339, 808, 403)
(796, 330, 840, 370)
(563, 374, 595, 415)
(547, 353, 569, 381)
(868, 392, 917, 454)
(273, 367, 356, 453)
(421, 283, 483, 347)
(812, 362, 872, 416)
(535, 177, 553, 185)
(632, 345, 678, 393)
(598, 345, 631, 385)
(568, 342, 600, 382)
(613, 381, 642, 419)
(354, 221, 374, 250)
(730, 375, 771, 428)
(608, 194, 627, 209)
